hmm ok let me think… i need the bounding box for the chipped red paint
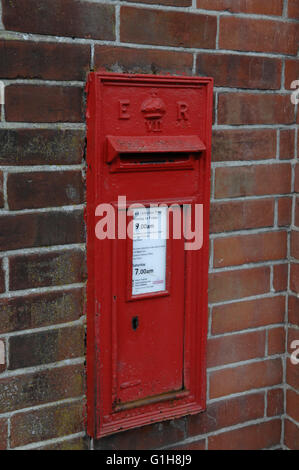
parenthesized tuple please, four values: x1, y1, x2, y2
(86, 72, 213, 438)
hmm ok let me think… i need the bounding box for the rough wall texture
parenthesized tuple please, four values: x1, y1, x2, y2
(0, 0, 298, 450)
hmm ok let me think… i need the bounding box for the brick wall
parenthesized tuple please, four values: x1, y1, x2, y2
(0, 0, 298, 450)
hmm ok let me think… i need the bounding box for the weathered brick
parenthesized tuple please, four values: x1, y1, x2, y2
(9, 325, 84, 370)
(0, 265, 4, 294)
(219, 17, 298, 55)
(0, 418, 8, 450)
(0, 289, 83, 334)
(0, 364, 84, 413)
(94, 417, 187, 450)
(121, 0, 191, 6)
(290, 263, 299, 293)
(197, 53, 281, 89)
(280, 129, 295, 160)
(0, 40, 90, 80)
(207, 331, 266, 367)
(267, 388, 284, 417)
(288, 295, 299, 325)
(10, 401, 84, 448)
(167, 439, 205, 450)
(188, 393, 264, 437)
(36, 436, 89, 450)
(120, 7, 217, 48)
(288, 0, 299, 19)
(2, 0, 115, 40)
(218, 93, 294, 125)
(0, 338, 6, 374)
(278, 197, 292, 227)
(209, 267, 270, 303)
(287, 361, 299, 391)
(273, 264, 288, 292)
(215, 164, 291, 199)
(268, 327, 286, 355)
(284, 419, 299, 450)
(9, 250, 86, 291)
(0, 210, 85, 252)
(197, 0, 283, 15)
(212, 296, 286, 335)
(208, 420, 281, 450)
(209, 358, 283, 398)
(285, 59, 299, 90)
(94, 46, 193, 76)
(5, 85, 83, 123)
(214, 232, 287, 268)
(0, 129, 85, 166)
(286, 389, 299, 423)
(210, 199, 274, 233)
(7, 171, 84, 210)
(212, 129, 276, 162)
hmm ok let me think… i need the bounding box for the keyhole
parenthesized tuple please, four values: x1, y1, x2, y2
(132, 316, 139, 331)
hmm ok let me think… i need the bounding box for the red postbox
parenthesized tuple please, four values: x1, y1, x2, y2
(86, 73, 213, 438)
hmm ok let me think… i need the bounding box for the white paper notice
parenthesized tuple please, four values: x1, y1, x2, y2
(132, 207, 167, 296)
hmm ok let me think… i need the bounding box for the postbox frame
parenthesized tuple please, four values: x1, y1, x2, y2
(86, 72, 213, 438)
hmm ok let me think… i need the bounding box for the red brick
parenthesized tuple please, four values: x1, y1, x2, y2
(94, 417, 186, 450)
(267, 388, 284, 417)
(218, 93, 294, 125)
(0, 129, 85, 166)
(2, 0, 115, 40)
(209, 267, 270, 303)
(0, 418, 8, 450)
(288, 327, 299, 355)
(7, 171, 84, 210)
(10, 401, 84, 448)
(212, 129, 276, 162)
(287, 361, 299, 391)
(207, 331, 266, 367)
(0, 289, 83, 334)
(289, 295, 299, 325)
(188, 393, 264, 437)
(8, 325, 84, 370)
(120, 7, 217, 48)
(268, 327, 286, 355)
(286, 389, 299, 423)
(0, 210, 84, 251)
(288, 0, 299, 19)
(122, 0, 191, 6)
(296, 198, 299, 227)
(0, 364, 84, 413)
(5, 85, 83, 123)
(197, 53, 281, 89)
(212, 296, 286, 335)
(273, 264, 289, 292)
(284, 418, 299, 450)
(167, 439, 205, 450)
(278, 197, 292, 227)
(94, 46, 193, 76)
(215, 164, 291, 199)
(197, 0, 283, 15)
(0, 40, 90, 81)
(9, 250, 86, 291)
(292, 233, 299, 265)
(210, 199, 274, 233)
(290, 263, 299, 293)
(214, 232, 287, 268)
(219, 17, 298, 55)
(208, 420, 281, 450)
(280, 129, 295, 160)
(295, 164, 299, 193)
(209, 358, 283, 399)
(285, 59, 299, 90)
